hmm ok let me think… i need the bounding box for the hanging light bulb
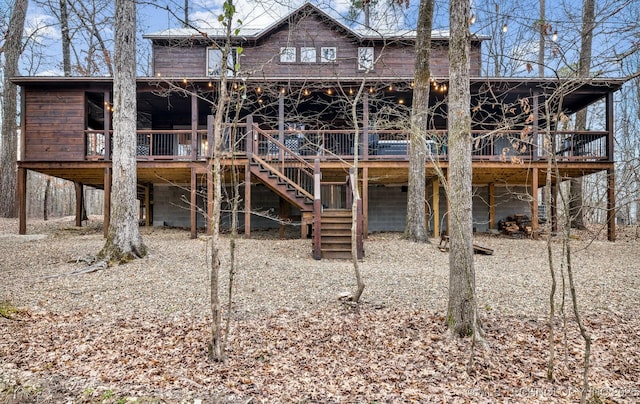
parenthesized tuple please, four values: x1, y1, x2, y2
(469, 14, 476, 25)
(502, 23, 508, 33)
(552, 31, 558, 41)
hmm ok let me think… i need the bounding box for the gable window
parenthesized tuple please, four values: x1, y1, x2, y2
(321, 47, 336, 63)
(207, 47, 238, 77)
(358, 47, 374, 71)
(280, 47, 296, 63)
(301, 47, 316, 63)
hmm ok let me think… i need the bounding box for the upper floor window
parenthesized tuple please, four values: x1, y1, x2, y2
(300, 47, 316, 63)
(280, 47, 296, 63)
(321, 47, 336, 63)
(207, 47, 238, 77)
(358, 47, 374, 71)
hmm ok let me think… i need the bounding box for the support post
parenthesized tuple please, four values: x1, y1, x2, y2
(144, 185, 151, 227)
(432, 178, 440, 237)
(207, 167, 214, 236)
(488, 182, 495, 230)
(244, 163, 251, 237)
(362, 167, 368, 238)
(103, 167, 111, 238)
(313, 159, 322, 260)
(18, 167, 27, 235)
(75, 182, 84, 227)
(190, 167, 197, 239)
(531, 168, 539, 237)
(607, 168, 616, 241)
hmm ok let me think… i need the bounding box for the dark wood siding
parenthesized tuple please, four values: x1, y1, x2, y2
(153, 44, 206, 77)
(151, 13, 483, 78)
(23, 90, 86, 161)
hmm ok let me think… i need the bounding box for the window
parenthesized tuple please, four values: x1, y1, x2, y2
(207, 47, 238, 77)
(280, 47, 296, 63)
(300, 47, 316, 63)
(358, 47, 374, 70)
(321, 47, 336, 63)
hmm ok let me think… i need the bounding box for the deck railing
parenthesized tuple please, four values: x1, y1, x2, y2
(85, 128, 610, 162)
(85, 124, 248, 160)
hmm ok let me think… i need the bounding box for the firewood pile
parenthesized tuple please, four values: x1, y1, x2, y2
(498, 214, 532, 237)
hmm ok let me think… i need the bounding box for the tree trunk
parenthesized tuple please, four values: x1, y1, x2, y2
(0, 0, 28, 218)
(405, 0, 434, 243)
(98, 0, 147, 264)
(569, 0, 595, 230)
(59, 0, 72, 76)
(446, 0, 481, 338)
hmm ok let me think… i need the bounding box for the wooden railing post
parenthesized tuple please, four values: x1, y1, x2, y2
(246, 115, 253, 157)
(313, 158, 322, 260)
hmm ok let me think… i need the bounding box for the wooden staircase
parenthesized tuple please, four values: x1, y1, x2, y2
(249, 155, 314, 213)
(320, 209, 355, 259)
(248, 124, 363, 260)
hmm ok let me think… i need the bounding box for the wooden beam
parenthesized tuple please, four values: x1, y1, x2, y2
(75, 182, 84, 227)
(362, 167, 369, 237)
(488, 182, 495, 229)
(432, 178, 440, 237)
(144, 185, 151, 227)
(103, 167, 111, 238)
(607, 167, 616, 241)
(531, 168, 539, 236)
(606, 92, 614, 163)
(190, 166, 197, 239)
(18, 167, 27, 235)
(244, 163, 251, 237)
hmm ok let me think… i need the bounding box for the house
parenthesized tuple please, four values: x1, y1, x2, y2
(14, 2, 622, 258)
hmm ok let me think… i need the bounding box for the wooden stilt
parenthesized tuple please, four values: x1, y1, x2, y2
(103, 168, 111, 238)
(190, 167, 197, 239)
(531, 168, 539, 237)
(432, 178, 440, 237)
(18, 167, 27, 235)
(607, 168, 616, 241)
(362, 167, 368, 238)
(75, 182, 84, 227)
(488, 182, 495, 230)
(244, 163, 251, 237)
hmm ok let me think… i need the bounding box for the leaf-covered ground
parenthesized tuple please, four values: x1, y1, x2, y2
(1, 217, 639, 403)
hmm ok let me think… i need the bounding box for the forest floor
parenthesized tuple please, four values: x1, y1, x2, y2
(1, 216, 639, 403)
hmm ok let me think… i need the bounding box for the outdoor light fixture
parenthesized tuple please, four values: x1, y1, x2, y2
(502, 23, 508, 33)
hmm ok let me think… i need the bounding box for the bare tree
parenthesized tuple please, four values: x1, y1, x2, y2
(97, 0, 147, 264)
(446, 0, 481, 339)
(405, 0, 434, 242)
(568, 0, 595, 230)
(0, 0, 28, 218)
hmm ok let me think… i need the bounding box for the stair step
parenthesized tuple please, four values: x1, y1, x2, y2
(321, 250, 353, 260)
(322, 209, 352, 217)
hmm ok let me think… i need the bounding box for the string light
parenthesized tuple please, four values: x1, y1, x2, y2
(388, 85, 393, 91)
(502, 23, 508, 33)
(303, 89, 310, 96)
(552, 31, 558, 41)
(182, 77, 188, 84)
(280, 87, 286, 94)
(348, 88, 354, 95)
(208, 81, 213, 88)
(469, 14, 476, 25)
(256, 86, 262, 94)
(398, 98, 405, 104)
(369, 87, 374, 93)
(327, 88, 333, 95)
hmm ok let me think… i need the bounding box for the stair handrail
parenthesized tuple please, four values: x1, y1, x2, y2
(252, 154, 314, 202)
(251, 124, 315, 197)
(313, 158, 322, 260)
